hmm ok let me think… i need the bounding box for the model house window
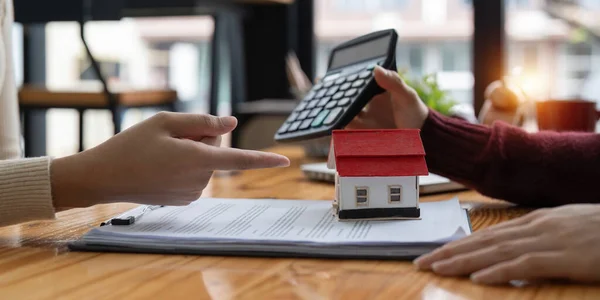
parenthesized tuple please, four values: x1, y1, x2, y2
(389, 186, 402, 203)
(356, 187, 369, 206)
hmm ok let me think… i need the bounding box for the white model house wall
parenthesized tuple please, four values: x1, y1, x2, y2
(338, 176, 419, 210)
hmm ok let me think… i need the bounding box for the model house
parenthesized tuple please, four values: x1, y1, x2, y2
(327, 129, 429, 220)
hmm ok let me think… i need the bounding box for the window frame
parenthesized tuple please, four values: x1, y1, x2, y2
(388, 185, 402, 203)
(355, 186, 369, 206)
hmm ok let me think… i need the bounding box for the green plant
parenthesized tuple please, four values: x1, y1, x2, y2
(398, 71, 457, 116)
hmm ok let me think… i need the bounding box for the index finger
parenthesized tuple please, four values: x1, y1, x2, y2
(205, 146, 291, 170)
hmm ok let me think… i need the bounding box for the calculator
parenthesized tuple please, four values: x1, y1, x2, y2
(274, 29, 398, 142)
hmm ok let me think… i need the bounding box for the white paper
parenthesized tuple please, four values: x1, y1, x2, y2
(90, 198, 470, 245)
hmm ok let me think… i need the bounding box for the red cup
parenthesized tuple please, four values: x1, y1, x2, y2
(536, 100, 599, 132)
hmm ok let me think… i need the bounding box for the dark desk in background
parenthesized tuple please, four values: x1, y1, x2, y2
(15, 0, 314, 155)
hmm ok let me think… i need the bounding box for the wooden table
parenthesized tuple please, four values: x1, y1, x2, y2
(1, 146, 598, 299)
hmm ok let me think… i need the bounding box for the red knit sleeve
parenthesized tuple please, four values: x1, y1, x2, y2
(420, 109, 600, 207)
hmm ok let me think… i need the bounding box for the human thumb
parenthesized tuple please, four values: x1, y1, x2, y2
(373, 66, 414, 97)
(373, 66, 428, 129)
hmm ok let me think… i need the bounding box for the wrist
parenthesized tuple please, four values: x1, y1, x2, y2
(50, 154, 97, 209)
(415, 101, 430, 129)
(393, 99, 429, 129)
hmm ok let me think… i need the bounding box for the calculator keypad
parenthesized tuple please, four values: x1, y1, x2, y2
(315, 89, 327, 99)
(324, 107, 343, 125)
(317, 97, 331, 107)
(278, 122, 291, 133)
(307, 99, 319, 109)
(279, 64, 378, 135)
(289, 121, 302, 132)
(358, 71, 371, 79)
(308, 107, 322, 118)
(338, 97, 351, 107)
(352, 79, 365, 88)
(347, 74, 358, 81)
(288, 111, 299, 122)
(344, 88, 358, 97)
(325, 86, 339, 96)
(298, 110, 310, 120)
(300, 118, 313, 130)
(296, 102, 307, 111)
(312, 110, 329, 127)
(339, 82, 352, 91)
(332, 91, 345, 100)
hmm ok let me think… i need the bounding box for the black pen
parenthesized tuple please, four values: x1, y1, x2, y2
(100, 205, 164, 226)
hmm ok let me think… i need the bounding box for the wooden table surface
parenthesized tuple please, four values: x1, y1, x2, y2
(1, 146, 598, 299)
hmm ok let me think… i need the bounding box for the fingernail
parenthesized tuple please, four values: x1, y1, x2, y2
(374, 65, 388, 75)
(470, 273, 483, 284)
(278, 156, 291, 167)
(413, 257, 423, 266)
(470, 270, 491, 284)
(270, 154, 290, 167)
(220, 116, 237, 127)
(431, 261, 450, 273)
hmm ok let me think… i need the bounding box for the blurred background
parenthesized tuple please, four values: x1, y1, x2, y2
(11, 0, 600, 157)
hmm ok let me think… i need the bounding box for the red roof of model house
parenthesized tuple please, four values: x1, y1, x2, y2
(329, 129, 428, 177)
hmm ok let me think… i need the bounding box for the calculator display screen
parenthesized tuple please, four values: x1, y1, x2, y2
(329, 35, 391, 70)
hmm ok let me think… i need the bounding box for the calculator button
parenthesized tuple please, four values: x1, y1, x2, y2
(334, 77, 346, 85)
(278, 122, 291, 133)
(324, 107, 343, 125)
(332, 91, 345, 100)
(339, 82, 352, 91)
(286, 112, 299, 123)
(324, 80, 335, 88)
(296, 101, 307, 111)
(317, 97, 331, 107)
(366, 63, 377, 71)
(347, 74, 358, 81)
(299, 118, 313, 130)
(325, 86, 339, 96)
(325, 101, 338, 109)
(313, 83, 323, 90)
(315, 89, 327, 98)
(298, 110, 310, 120)
(288, 121, 302, 132)
(304, 90, 316, 101)
(338, 98, 351, 106)
(307, 99, 319, 109)
(344, 88, 358, 97)
(352, 79, 365, 88)
(358, 70, 371, 79)
(312, 110, 330, 127)
(308, 107, 322, 118)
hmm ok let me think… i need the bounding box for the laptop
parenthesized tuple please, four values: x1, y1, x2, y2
(301, 162, 466, 195)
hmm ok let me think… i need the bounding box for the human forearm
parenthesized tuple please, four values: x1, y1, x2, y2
(421, 109, 600, 207)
